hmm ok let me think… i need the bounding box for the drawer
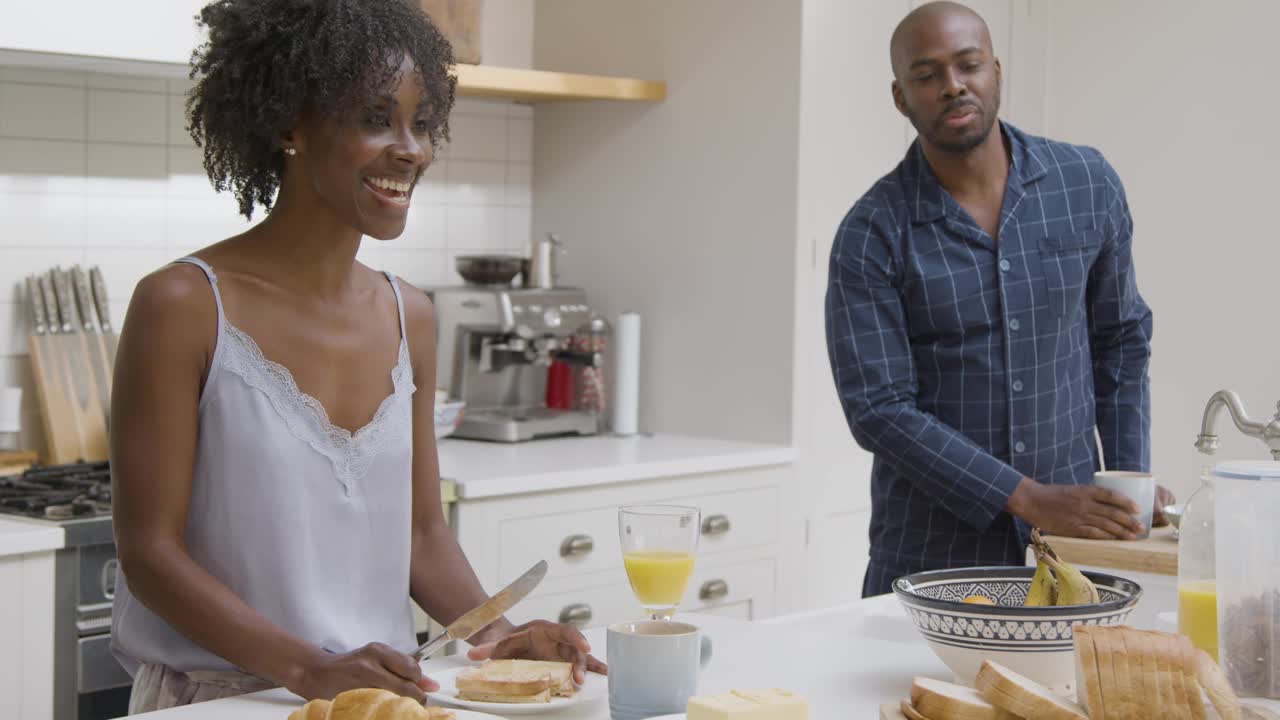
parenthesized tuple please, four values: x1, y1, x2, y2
(78, 634, 131, 693)
(497, 486, 779, 583)
(505, 582, 639, 632)
(683, 557, 775, 620)
(506, 556, 776, 631)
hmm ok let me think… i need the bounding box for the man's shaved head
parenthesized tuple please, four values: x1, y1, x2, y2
(889, 1, 1002, 155)
(891, 2, 993, 81)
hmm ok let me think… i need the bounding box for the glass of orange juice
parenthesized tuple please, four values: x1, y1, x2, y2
(619, 505, 700, 621)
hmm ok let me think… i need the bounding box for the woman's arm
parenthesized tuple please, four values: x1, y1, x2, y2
(112, 266, 430, 700)
(401, 284, 513, 639)
(401, 282, 605, 681)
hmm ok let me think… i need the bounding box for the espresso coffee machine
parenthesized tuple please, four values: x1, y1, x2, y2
(432, 285, 602, 442)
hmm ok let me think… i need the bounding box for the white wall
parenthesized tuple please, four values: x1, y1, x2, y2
(530, 0, 801, 446)
(1040, 0, 1280, 500)
(0, 7, 538, 457)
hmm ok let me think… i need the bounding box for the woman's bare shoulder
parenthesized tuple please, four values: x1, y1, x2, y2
(121, 261, 220, 354)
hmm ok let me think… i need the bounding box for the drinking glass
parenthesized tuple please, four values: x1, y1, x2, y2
(618, 505, 700, 621)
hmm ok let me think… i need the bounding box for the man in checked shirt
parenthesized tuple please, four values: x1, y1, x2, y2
(825, 1, 1174, 597)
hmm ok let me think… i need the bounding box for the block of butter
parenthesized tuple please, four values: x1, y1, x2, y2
(687, 688, 808, 720)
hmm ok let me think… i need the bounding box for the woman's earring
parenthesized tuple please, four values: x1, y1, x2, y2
(284, 147, 297, 156)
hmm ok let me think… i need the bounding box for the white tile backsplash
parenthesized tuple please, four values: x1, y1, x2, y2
(167, 94, 192, 147)
(0, 67, 534, 373)
(0, 248, 86, 304)
(0, 83, 86, 141)
(0, 303, 25, 363)
(0, 67, 85, 88)
(85, 196, 167, 247)
(505, 206, 533, 253)
(0, 194, 86, 247)
(85, 73, 168, 94)
(448, 114, 507, 161)
(448, 160, 507, 205)
(507, 116, 533, 163)
(86, 143, 167, 195)
(398, 204, 446, 249)
(447, 205, 505, 251)
(88, 90, 168, 144)
(506, 163, 533, 207)
(0, 139, 86, 195)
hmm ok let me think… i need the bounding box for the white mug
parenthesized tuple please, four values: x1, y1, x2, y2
(607, 620, 712, 720)
(1093, 471, 1155, 539)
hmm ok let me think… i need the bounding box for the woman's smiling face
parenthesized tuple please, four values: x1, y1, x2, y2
(287, 54, 436, 240)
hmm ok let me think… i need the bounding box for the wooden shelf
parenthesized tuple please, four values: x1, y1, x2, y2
(0, 49, 664, 103)
(454, 64, 664, 102)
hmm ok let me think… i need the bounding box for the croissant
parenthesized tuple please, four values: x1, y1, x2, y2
(287, 688, 455, 720)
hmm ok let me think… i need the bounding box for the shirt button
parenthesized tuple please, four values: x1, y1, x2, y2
(1009, 318, 1021, 332)
(1012, 379, 1024, 392)
(1015, 441, 1027, 453)
(999, 259, 1012, 273)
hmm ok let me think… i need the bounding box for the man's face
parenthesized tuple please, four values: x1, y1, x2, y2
(892, 11, 1002, 154)
(290, 55, 436, 240)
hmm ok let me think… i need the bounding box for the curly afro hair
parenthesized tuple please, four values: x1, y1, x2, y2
(187, 0, 457, 220)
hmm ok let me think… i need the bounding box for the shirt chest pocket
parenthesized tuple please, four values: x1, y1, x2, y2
(1039, 230, 1103, 318)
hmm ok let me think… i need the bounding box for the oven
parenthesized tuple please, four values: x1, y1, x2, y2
(1, 463, 132, 720)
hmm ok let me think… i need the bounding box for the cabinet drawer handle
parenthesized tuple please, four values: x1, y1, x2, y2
(559, 603, 593, 626)
(701, 515, 731, 536)
(559, 534, 595, 558)
(101, 559, 118, 600)
(699, 579, 729, 602)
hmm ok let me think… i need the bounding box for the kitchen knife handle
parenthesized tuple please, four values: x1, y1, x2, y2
(90, 266, 112, 332)
(38, 275, 61, 334)
(71, 266, 99, 332)
(51, 269, 76, 333)
(26, 276, 47, 335)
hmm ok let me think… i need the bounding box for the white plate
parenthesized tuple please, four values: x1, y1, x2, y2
(426, 665, 607, 715)
(647, 715, 687, 720)
(437, 711, 509, 720)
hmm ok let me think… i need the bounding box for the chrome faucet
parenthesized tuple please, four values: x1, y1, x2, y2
(1194, 390, 1280, 460)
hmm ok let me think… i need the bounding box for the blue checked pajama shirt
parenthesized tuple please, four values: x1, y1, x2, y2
(825, 122, 1152, 597)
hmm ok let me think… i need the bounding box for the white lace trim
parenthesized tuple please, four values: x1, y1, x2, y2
(218, 322, 416, 494)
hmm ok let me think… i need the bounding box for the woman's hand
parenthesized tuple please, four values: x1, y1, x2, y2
(467, 621, 607, 684)
(290, 643, 438, 701)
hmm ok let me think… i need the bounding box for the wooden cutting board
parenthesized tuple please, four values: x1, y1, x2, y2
(1041, 525, 1179, 576)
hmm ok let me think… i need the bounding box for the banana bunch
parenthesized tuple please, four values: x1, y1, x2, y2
(1023, 528, 1101, 606)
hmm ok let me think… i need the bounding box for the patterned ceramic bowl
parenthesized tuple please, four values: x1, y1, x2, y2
(892, 566, 1142, 696)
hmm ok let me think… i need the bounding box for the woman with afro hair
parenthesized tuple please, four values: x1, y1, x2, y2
(108, 0, 603, 712)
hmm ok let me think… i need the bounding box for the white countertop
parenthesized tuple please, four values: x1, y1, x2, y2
(128, 579, 1186, 720)
(0, 516, 63, 557)
(437, 433, 795, 499)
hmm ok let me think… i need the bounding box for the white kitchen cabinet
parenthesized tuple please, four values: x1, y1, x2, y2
(453, 464, 787, 635)
(0, 549, 57, 720)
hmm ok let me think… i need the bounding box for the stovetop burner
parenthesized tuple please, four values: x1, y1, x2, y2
(0, 461, 111, 521)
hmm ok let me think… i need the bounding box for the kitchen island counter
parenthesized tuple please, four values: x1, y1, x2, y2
(131, 582, 1178, 720)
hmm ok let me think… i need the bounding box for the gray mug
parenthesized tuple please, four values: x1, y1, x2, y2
(607, 620, 713, 720)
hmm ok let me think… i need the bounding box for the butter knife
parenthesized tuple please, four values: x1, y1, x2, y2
(412, 559, 548, 661)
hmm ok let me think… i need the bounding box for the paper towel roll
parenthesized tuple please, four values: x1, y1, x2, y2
(612, 312, 641, 435)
